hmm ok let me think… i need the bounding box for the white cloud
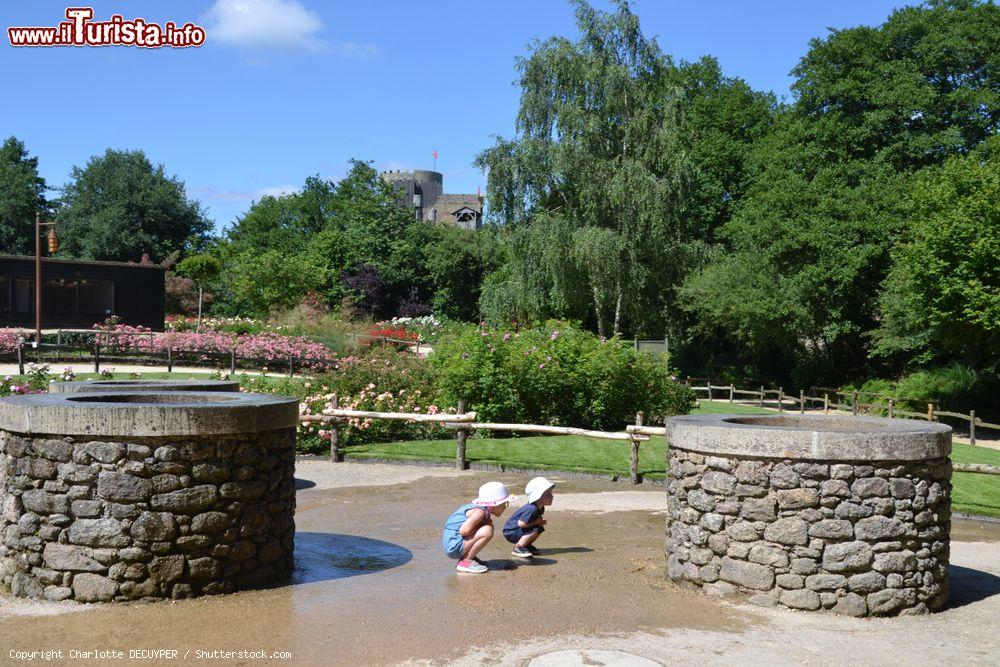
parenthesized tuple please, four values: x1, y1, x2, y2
(333, 41, 380, 61)
(254, 184, 300, 198)
(205, 0, 324, 50)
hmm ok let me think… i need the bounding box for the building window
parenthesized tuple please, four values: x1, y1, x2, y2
(456, 210, 477, 223)
(79, 279, 114, 315)
(428, 208, 437, 221)
(15, 279, 33, 314)
(0, 276, 9, 314)
(43, 279, 77, 312)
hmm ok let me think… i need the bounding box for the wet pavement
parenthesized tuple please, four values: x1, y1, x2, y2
(1, 461, 998, 666)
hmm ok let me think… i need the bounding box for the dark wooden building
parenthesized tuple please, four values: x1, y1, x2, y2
(0, 255, 166, 331)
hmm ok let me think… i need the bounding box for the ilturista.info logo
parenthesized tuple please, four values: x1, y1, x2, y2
(8, 7, 205, 48)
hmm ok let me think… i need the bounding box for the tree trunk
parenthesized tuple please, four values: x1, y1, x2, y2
(613, 282, 623, 337)
(197, 284, 203, 333)
(592, 284, 605, 338)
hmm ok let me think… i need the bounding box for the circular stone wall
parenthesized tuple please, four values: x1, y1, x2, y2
(665, 414, 952, 616)
(0, 392, 297, 602)
(51, 380, 240, 394)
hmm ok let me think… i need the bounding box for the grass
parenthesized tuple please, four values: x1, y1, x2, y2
(343, 400, 1000, 519)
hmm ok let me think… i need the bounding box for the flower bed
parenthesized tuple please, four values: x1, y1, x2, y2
(94, 324, 336, 368)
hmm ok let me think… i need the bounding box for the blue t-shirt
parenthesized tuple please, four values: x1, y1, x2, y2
(503, 503, 543, 537)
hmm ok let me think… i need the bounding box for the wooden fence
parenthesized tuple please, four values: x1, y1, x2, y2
(685, 379, 998, 446)
(299, 404, 1000, 483)
(300, 406, 652, 484)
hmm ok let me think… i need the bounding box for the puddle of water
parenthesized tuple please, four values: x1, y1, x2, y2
(293, 533, 412, 584)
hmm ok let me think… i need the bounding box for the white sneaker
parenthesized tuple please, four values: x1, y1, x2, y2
(456, 559, 488, 574)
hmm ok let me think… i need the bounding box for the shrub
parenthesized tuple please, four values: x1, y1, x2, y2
(431, 323, 695, 430)
(298, 349, 445, 448)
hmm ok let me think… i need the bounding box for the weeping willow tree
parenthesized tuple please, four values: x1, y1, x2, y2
(476, 0, 695, 337)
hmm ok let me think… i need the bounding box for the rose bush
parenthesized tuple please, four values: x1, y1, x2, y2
(93, 323, 336, 368)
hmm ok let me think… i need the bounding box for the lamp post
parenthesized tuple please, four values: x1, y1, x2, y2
(34, 211, 59, 359)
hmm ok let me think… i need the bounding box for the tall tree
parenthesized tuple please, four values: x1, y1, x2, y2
(476, 0, 693, 337)
(56, 149, 210, 263)
(0, 136, 48, 255)
(874, 137, 1000, 369)
(678, 0, 1000, 384)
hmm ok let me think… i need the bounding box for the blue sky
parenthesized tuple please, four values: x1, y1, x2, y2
(2, 0, 906, 232)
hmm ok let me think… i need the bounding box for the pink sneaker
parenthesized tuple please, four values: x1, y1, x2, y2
(456, 559, 488, 574)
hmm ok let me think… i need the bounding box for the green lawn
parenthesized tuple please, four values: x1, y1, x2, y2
(343, 401, 1000, 519)
(692, 399, 774, 415)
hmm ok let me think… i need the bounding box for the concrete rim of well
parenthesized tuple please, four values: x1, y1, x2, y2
(50, 379, 240, 394)
(0, 391, 298, 437)
(666, 413, 951, 461)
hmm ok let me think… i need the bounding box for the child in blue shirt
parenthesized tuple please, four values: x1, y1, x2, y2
(442, 481, 514, 574)
(504, 477, 555, 558)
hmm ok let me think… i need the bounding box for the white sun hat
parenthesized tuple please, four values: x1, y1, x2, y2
(525, 476, 555, 503)
(474, 481, 514, 506)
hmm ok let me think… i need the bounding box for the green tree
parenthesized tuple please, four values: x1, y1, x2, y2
(226, 250, 323, 316)
(874, 137, 1000, 368)
(0, 137, 48, 255)
(476, 0, 693, 337)
(678, 0, 1000, 384)
(56, 149, 210, 263)
(176, 254, 222, 331)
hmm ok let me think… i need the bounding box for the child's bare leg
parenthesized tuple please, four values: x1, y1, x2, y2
(463, 524, 494, 560)
(517, 529, 541, 548)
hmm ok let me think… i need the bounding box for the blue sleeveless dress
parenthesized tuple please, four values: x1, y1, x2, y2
(442, 503, 489, 559)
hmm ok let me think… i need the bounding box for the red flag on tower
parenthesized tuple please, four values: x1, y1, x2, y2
(432, 149, 438, 170)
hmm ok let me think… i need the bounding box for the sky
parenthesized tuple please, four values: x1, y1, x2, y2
(1, 0, 907, 233)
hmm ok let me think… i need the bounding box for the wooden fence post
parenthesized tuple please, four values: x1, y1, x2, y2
(778, 387, 784, 413)
(927, 403, 935, 422)
(706, 382, 712, 401)
(167, 348, 173, 373)
(729, 384, 735, 403)
(969, 410, 976, 447)
(17, 338, 25, 376)
(455, 399, 469, 470)
(758, 386, 764, 408)
(93, 341, 100, 373)
(230, 348, 237, 375)
(329, 395, 342, 462)
(852, 391, 859, 416)
(888, 398, 895, 419)
(630, 412, 643, 485)
(823, 393, 829, 414)
(288, 353, 294, 378)
(799, 389, 805, 415)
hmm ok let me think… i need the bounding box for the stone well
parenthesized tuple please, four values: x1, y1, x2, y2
(0, 391, 297, 602)
(51, 379, 239, 394)
(665, 414, 952, 616)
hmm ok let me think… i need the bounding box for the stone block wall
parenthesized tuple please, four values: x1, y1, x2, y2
(666, 449, 951, 616)
(0, 429, 295, 602)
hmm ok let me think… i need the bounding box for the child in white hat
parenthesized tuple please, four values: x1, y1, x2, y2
(503, 477, 555, 558)
(441, 481, 514, 573)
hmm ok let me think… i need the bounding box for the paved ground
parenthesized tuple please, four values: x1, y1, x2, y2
(0, 462, 998, 666)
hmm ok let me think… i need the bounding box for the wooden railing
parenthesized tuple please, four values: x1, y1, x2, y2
(300, 407, 652, 484)
(686, 379, 997, 446)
